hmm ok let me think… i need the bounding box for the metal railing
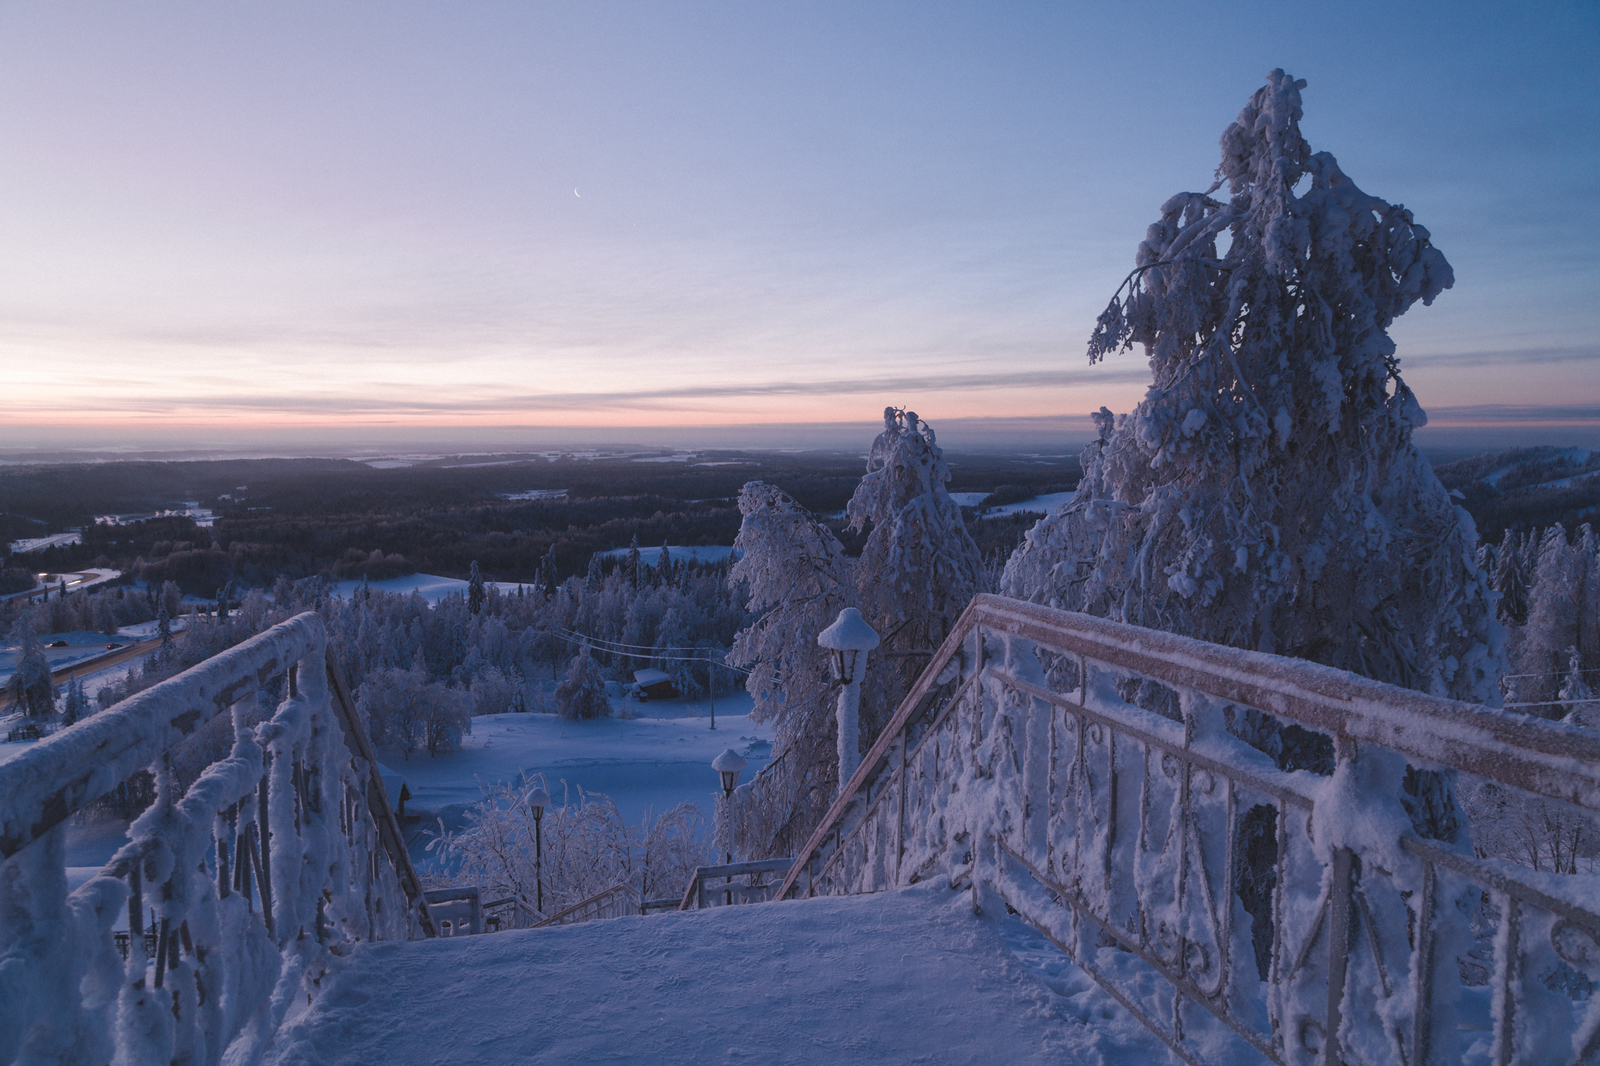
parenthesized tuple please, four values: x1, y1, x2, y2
(776, 594, 1600, 1066)
(680, 858, 794, 910)
(0, 612, 433, 1066)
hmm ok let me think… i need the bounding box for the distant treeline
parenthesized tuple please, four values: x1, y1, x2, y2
(3, 449, 1080, 597)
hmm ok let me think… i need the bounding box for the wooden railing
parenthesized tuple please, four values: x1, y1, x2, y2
(534, 882, 642, 927)
(0, 612, 432, 1066)
(777, 594, 1600, 1066)
(680, 858, 793, 910)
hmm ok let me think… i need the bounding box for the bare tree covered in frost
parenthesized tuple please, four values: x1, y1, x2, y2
(848, 407, 984, 742)
(1003, 70, 1501, 842)
(429, 781, 710, 915)
(725, 482, 854, 857)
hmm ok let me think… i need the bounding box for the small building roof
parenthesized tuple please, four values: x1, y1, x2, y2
(633, 668, 671, 686)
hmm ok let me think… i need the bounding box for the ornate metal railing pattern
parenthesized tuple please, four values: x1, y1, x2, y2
(776, 594, 1600, 1066)
(0, 612, 432, 1066)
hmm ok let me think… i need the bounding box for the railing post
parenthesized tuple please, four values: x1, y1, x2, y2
(1323, 845, 1354, 1066)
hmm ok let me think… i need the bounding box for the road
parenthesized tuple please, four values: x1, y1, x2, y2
(0, 638, 156, 712)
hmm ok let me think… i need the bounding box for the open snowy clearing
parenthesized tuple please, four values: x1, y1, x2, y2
(982, 491, 1074, 516)
(325, 572, 519, 604)
(262, 882, 1164, 1066)
(597, 544, 736, 565)
(391, 697, 770, 866)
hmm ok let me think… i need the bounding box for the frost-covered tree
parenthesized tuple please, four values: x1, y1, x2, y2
(60, 673, 87, 727)
(5, 620, 55, 718)
(467, 560, 487, 617)
(1003, 70, 1500, 840)
(1510, 524, 1590, 715)
(1493, 530, 1529, 627)
(555, 649, 611, 720)
(156, 598, 174, 661)
(726, 482, 854, 857)
(847, 408, 983, 741)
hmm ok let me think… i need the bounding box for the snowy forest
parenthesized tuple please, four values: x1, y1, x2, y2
(6, 70, 1600, 918)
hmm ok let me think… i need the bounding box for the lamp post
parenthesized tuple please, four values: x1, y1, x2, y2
(712, 749, 746, 904)
(817, 607, 879, 797)
(527, 783, 549, 915)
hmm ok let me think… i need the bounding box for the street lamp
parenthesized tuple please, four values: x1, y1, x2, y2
(817, 608, 879, 795)
(713, 747, 747, 799)
(711, 749, 747, 904)
(526, 783, 549, 915)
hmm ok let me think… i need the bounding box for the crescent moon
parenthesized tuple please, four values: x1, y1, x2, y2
(574, 188, 581, 197)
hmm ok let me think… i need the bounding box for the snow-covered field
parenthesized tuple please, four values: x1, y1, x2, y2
(326, 572, 518, 604)
(395, 693, 769, 867)
(263, 881, 1163, 1066)
(597, 544, 736, 566)
(983, 491, 1073, 516)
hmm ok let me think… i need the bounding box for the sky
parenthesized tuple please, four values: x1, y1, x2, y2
(0, 1, 1596, 453)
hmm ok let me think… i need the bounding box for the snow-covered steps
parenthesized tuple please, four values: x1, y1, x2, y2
(262, 883, 1161, 1065)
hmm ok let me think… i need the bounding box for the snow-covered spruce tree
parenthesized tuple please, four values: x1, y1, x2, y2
(4, 619, 54, 718)
(467, 560, 487, 616)
(555, 648, 611, 720)
(1492, 529, 1529, 627)
(1510, 524, 1593, 714)
(847, 407, 983, 741)
(726, 482, 854, 858)
(1003, 70, 1501, 839)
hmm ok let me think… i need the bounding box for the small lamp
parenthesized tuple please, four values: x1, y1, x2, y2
(712, 748, 747, 797)
(817, 607, 880, 684)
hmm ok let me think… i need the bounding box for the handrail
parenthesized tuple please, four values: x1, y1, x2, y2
(325, 648, 435, 937)
(778, 593, 1600, 902)
(0, 613, 320, 859)
(533, 882, 642, 927)
(0, 612, 428, 1066)
(680, 857, 793, 911)
(774, 592, 1600, 1066)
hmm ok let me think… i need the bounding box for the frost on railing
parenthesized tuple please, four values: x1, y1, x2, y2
(777, 594, 1600, 1066)
(678, 858, 793, 911)
(0, 612, 432, 1066)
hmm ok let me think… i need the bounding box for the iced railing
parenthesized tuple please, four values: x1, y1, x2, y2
(775, 594, 1600, 1066)
(678, 858, 794, 911)
(533, 882, 643, 927)
(0, 612, 434, 1066)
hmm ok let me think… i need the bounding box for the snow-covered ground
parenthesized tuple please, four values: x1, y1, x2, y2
(6, 532, 82, 553)
(395, 693, 769, 867)
(262, 881, 1164, 1066)
(947, 491, 990, 507)
(597, 544, 736, 566)
(982, 491, 1073, 516)
(325, 573, 518, 604)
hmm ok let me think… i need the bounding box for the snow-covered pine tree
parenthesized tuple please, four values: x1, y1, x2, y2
(1560, 645, 1594, 726)
(1003, 70, 1501, 840)
(726, 481, 854, 858)
(847, 407, 983, 741)
(1512, 524, 1590, 715)
(4, 620, 55, 718)
(156, 599, 174, 662)
(61, 674, 87, 726)
(468, 560, 487, 616)
(626, 535, 643, 590)
(555, 649, 611, 720)
(1493, 529, 1529, 626)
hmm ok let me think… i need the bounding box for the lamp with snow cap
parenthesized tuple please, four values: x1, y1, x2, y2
(712, 747, 747, 797)
(818, 608, 879, 795)
(526, 783, 549, 914)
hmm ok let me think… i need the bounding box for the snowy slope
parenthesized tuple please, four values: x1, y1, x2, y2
(261, 882, 1161, 1066)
